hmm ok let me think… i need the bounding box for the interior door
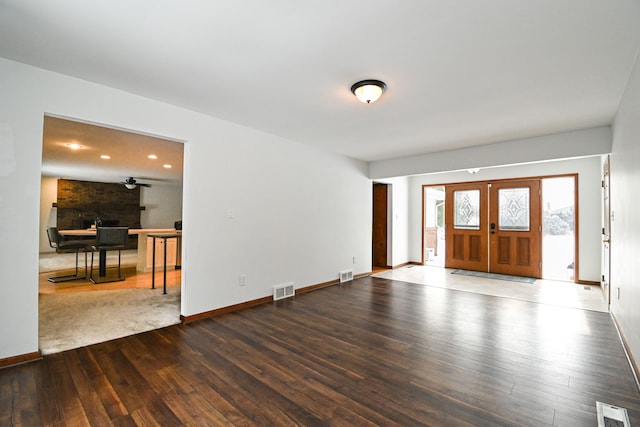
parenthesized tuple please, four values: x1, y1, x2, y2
(489, 180, 542, 278)
(372, 183, 388, 268)
(445, 183, 488, 271)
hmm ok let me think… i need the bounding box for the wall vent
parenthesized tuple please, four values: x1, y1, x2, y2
(596, 401, 630, 427)
(273, 282, 294, 301)
(339, 270, 353, 283)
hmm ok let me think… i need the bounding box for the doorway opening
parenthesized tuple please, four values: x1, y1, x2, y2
(541, 176, 576, 281)
(423, 186, 445, 267)
(372, 182, 389, 270)
(39, 115, 185, 354)
(422, 175, 577, 281)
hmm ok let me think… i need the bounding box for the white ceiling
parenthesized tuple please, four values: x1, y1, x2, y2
(2, 0, 640, 171)
(42, 116, 184, 185)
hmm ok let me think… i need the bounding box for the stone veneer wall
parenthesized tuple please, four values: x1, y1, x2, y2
(56, 179, 141, 248)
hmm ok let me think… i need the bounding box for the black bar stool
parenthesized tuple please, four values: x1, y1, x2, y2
(89, 227, 129, 284)
(46, 227, 91, 283)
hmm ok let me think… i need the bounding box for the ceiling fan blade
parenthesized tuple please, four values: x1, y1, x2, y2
(121, 177, 151, 188)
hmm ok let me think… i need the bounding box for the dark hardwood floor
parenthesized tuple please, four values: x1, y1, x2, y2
(2, 276, 640, 426)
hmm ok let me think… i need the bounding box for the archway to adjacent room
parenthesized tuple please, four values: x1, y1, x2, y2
(38, 114, 185, 354)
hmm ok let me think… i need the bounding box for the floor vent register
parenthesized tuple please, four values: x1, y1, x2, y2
(273, 283, 294, 301)
(597, 401, 631, 427)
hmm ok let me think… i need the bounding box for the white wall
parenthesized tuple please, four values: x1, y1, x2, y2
(369, 126, 611, 179)
(610, 49, 640, 362)
(140, 185, 183, 229)
(408, 156, 603, 282)
(0, 58, 371, 360)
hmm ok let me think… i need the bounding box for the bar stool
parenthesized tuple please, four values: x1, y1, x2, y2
(46, 227, 91, 282)
(89, 227, 129, 284)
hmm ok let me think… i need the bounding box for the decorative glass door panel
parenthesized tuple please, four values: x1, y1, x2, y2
(454, 190, 480, 230)
(498, 187, 530, 231)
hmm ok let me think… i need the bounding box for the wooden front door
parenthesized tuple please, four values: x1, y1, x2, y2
(489, 180, 542, 278)
(445, 183, 489, 271)
(445, 179, 542, 278)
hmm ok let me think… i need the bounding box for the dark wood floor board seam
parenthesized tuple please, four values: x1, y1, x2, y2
(88, 346, 162, 415)
(186, 312, 424, 425)
(201, 321, 415, 426)
(31, 357, 66, 426)
(62, 351, 114, 426)
(208, 348, 348, 425)
(47, 353, 96, 426)
(409, 375, 556, 426)
(174, 329, 326, 425)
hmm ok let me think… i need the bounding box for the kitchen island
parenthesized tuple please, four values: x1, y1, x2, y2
(59, 228, 179, 273)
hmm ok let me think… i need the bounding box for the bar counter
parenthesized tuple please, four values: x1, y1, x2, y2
(59, 228, 178, 272)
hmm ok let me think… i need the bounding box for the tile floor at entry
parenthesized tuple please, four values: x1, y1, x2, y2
(372, 265, 608, 313)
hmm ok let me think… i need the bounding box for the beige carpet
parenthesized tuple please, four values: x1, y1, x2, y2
(39, 285, 181, 355)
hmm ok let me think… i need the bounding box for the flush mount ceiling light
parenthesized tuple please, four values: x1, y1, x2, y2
(351, 79, 387, 104)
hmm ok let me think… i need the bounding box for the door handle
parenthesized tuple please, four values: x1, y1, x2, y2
(603, 239, 610, 244)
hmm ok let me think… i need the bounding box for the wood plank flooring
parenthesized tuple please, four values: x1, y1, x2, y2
(3, 276, 640, 426)
(39, 266, 181, 294)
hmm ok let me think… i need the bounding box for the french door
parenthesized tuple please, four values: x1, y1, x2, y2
(445, 179, 542, 278)
(445, 183, 488, 272)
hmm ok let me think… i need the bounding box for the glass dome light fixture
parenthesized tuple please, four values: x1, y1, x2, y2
(351, 79, 387, 104)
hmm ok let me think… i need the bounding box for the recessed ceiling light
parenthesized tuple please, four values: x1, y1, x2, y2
(65, 143, 83, 150)
(100, 155, 111, 159)
(148, 154, 158, 159)
(163, 164, 172, 169)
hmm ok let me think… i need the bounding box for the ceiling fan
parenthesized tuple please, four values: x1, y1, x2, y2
(122, 177, 151, 190)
